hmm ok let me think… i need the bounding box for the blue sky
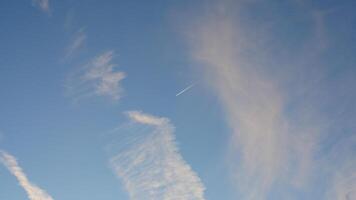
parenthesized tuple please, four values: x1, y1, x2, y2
(0, 0, 355, 200)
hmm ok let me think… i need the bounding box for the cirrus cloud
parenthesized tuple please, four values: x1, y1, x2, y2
(66, 51, 126, 101)
(32, 0, 50, 14)
(108, 111, 206, 200)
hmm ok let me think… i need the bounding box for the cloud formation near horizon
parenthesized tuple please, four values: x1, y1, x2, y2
(109, 111, 205, 200)
(32, 0, 50, 14)
(66, 51, 126, 101)
(0, 151, 54, 200)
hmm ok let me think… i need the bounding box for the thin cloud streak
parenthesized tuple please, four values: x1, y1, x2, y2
(0, 151, 54, 200)
(32, 0, 50, 14)
(329, 163, 356, 200)
(190, 17, 290, 200)
(109, 111, 205, 200)
(325, 136, 356, 200)
(176, 83, 195, 96)
(66, 29, 87, 58)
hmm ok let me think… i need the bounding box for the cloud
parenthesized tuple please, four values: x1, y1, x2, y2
(126, 111, 168, 126)
(32, 0, 50, 14)
(0, 151, 54, 200)
(325, 136, 356, 200)
(183, 1, 356, 199)
(184, 2, 324, 199)
(66, 29, 87, 58)
(66, 51, 126, 101)
(329, 164, 356, 200)
(109, 111, 205, 200)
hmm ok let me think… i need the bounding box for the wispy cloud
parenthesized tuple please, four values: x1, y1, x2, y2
(325, 136, 356, 200)
(184, 1, 356, 199)
(109, 111, 205, 200)
(328, 162, 356, 200)
(66, 29, 87, 58)
(32, 0, 50, 14)
(66, 51, 126, 101)
(0, 151, 54, 200)
(185, 2, 324, 199)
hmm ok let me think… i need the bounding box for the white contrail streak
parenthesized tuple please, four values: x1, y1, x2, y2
(0, 151, 54, 200)
(176, 83, 195, 96)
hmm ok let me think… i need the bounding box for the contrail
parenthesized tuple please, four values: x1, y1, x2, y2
(176, 83, 195, 96)
(0, 150, 54, 200)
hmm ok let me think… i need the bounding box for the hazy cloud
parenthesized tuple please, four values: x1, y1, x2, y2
(109, 111, 205, 200)
(184, 1, 356, 199)
(32, 0, 50, 14)
(66, 29, 87, 58)
(66, 51, 126, 101)
(329, 164, 356, 200)
(325, 136, 356, 200)
(0, 151, 54, 200)
(185, 2, 322, 199)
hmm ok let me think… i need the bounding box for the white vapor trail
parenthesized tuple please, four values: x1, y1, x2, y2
(0, 151, 54, 200)
(109, 111, 205, 200)
(176, 83, 195, 96)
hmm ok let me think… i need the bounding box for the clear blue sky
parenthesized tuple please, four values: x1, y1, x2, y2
(0, 0, 355, 200)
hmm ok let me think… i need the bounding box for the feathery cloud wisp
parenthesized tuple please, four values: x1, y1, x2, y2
(326, 136, 356, 200)
(109, 111, 206, 200)
(186, 2, 323, 199)
(66, 29, 87, 58)
(32, 0, 50, 14)
(66, 51, 126, 101)
(329, 164, 356, 200)
(0, 151, 54, 200)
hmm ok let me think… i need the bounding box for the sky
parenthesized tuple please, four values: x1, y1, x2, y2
(0, 0, 355, 200)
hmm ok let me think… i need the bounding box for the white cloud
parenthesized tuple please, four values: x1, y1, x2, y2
(325, 136, 356, 200)
(329, 166, 356, 200)
(66, 51, 126, 101)
(109, 111, 205, 200)
(0, 151, 54, 200)
(185, 2, 322, 199)
(66, 29, 87, 58)
(184, 1, 356, 199)
(32, 0, 50, 14)
(126, 111, 168, 126)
